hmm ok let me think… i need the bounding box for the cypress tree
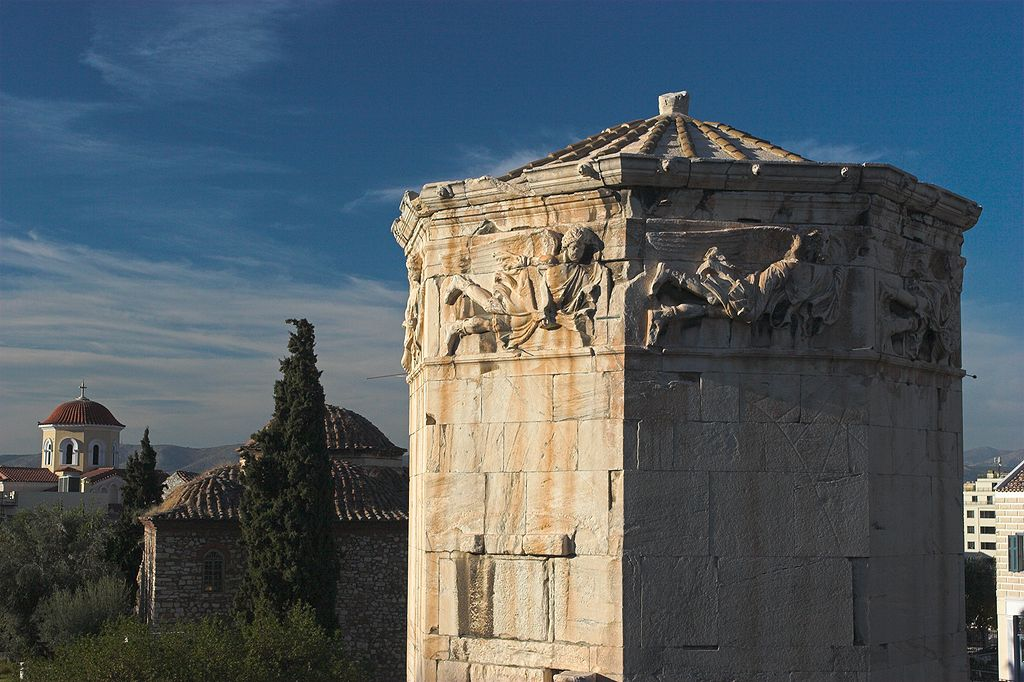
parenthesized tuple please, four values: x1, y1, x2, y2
(107, 427, 163, 590)
(237, 319, 337, 629)
(121, 428, 161, 511)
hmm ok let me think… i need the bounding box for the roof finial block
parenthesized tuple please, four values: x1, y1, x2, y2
(659, 91, 690, 116)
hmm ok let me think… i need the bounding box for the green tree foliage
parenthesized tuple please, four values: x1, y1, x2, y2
(107, 428, 163, 589)
(965, 553, 997, 630)
(25, 605, 361, 682)
(121, 429, 162, 512)
(237, 319, 338, 629)
(0, 506, 117, 656)
(33, 575, 129, 651)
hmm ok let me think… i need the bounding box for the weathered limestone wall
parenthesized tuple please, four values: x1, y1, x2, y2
(404, 189, 629, 681)
(397, 161, 977, 682)
(140, 520, 407, 678)
(620, 186, 969, 681)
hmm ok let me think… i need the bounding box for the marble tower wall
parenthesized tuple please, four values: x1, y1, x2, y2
(398, 163, 977, 682)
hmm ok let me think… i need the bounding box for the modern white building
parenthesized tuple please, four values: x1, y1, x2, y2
(993, 461, 1024, 681)
(965, 471, 1007, 556)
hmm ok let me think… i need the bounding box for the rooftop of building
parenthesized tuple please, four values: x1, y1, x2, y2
(0, 466, 57, 483)
(38, 384, 124, 428)
(240, 404, 405, 460)
(82, 467, 125, 483)
(996, 460, 1024, 493)
(145, 459, 408, 523)
(392, 90, 982, 247)
(501, 91, 807, 183)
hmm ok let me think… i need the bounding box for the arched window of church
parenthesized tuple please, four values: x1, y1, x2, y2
(202, 551, 224, 593)
(59, 438, 78, 466)
(91, 443, 102, 466)
(43, 440, 53, 466)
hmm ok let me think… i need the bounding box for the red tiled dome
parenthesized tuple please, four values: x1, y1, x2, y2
(39, 398, 124, 428)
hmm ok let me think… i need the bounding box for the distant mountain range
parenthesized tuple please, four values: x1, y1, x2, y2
(964, 447, 1024, 482)
(2, 443, 1019, 483)
(0, 444, 241, 475)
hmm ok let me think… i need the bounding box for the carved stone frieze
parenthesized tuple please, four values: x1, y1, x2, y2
(879, 244, 963, 366)
(401, 254, 425, 373)
(440, 227, 609, 355)
(646, 229, 846, 347)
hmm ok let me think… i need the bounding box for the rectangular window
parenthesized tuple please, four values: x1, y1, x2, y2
(988, 496, 994, 504)
(981, 526, 997, 535)
(982, 542, 997, 550)
(973, 496, 979, 502)
(967, 510, 975, 518)
(981, 510, 996, 519)
(1012, 536, 1024, 571)
(967, 526, 975, 534)
(968, 542, 975, 549)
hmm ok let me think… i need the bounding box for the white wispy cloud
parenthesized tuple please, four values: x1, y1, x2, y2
(453, 145, 550, 179)
(0, 232, 410, 453)
(82, 1, 298, 101)
(779, 138, 890, 164)
(341, 187, 413, 214)
(339, 144, 551, 213)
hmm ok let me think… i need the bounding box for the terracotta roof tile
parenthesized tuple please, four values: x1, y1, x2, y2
(0, 467, 58, 483)
(997, 463, 1024, 493)
(82, 467, 125, 483)
(39, 398, 124, 428)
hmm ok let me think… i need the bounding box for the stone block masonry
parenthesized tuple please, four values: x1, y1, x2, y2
(395, 92, 980, 681)
(140, 520, 407, 679)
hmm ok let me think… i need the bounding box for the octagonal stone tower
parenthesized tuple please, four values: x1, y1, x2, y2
(392, 92, 980, 681)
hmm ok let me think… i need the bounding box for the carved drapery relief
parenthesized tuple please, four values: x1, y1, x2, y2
(401, 254, 425, 372)
(441, 227, 609, 355)
(646, 229, 846, 347)
(880, 245, 963, 366)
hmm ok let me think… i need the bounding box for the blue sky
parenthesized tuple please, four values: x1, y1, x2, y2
(1, 1, 1021, 453)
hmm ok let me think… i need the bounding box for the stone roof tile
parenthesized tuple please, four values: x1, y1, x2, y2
(240, 404, 405, 459)
(500, 92, 808, 182)
(146, 459, 408, 523)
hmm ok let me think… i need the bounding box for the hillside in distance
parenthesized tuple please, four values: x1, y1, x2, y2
(964, 447, 1024, 482)
(0, 444, 240, 475)
(4, 444, 1017, 481)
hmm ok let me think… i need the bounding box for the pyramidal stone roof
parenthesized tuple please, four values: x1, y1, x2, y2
(392, 90, 982, 248)
(501, 91, 807, 182)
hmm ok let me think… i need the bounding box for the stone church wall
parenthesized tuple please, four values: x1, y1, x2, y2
(335, 526, 409, 680)
(139, 520, 242, 623)
(139, 520, 407, 679)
